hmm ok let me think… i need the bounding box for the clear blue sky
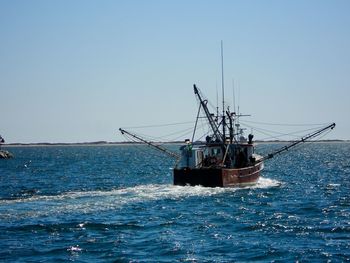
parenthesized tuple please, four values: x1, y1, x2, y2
(1, 0, 349, 143)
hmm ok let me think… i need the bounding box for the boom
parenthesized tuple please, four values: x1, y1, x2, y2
(193, 84, 223, 142)
(263, 123, 336, 161)
(119, 128, 180, 159)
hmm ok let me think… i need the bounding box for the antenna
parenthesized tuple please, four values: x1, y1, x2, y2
(221, 40, 225, 139)
(237, 84, 240, 116)
(232, 78, 236, 113)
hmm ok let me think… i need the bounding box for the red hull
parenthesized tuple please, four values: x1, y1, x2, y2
(173, 162, 263, 187)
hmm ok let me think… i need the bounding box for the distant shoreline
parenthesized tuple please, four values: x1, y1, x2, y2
(2, 139, 349, 147)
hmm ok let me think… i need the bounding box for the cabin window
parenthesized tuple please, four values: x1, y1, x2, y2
(211, 148, 221, 156)
(197, 151, 203, 164)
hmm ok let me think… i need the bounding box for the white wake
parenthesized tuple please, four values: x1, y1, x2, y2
(0, 177, 281, 220)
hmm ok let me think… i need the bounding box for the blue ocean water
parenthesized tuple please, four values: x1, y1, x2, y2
(0, 143, 349, 262)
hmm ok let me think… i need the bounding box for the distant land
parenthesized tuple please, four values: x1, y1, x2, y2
(3, 140, 349, 147)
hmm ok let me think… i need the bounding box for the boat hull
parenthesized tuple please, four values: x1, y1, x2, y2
(173, 162, 263, 187)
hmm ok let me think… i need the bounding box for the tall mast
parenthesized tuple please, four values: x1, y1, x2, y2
(232, 78, 236, 114)
(216, 82, 219, 124)
(232, 78, 236, 141)
(221, 41, 226, 141)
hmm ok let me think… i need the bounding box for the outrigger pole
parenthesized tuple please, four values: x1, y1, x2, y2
(119, 128, 181, 159)
(262, 123, 336, 161)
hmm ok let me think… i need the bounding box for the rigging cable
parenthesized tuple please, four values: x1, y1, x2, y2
(239, 121, 330, 141)
(241, 120, 329, 127)
(123, 121, 195, 129)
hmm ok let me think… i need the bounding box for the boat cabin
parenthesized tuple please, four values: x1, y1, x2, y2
(177, 142, 255, 169)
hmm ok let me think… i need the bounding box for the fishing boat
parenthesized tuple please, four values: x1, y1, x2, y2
(120, 83, 335, 187)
